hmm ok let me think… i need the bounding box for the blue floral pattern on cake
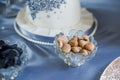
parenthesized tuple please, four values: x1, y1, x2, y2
(26, 0, 66, 19)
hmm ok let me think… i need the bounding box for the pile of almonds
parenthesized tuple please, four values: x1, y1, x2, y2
(57, 34, 95, 56)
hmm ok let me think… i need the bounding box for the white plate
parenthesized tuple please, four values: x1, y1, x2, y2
(14, 19, 97, 46)
(100, 57, 120, 80)
(14, 7, 98, 45)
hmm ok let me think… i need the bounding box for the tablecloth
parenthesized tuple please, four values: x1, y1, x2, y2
(0, 0, 120, 80)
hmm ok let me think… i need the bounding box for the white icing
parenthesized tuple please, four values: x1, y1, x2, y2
(16, 0, 94, 37)
(27, 0, 81, 29)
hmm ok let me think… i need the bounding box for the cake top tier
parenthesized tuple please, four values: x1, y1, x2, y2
(26, 0, 66, 19)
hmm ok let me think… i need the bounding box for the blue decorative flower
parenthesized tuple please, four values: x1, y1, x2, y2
(26, 0, 66, 19)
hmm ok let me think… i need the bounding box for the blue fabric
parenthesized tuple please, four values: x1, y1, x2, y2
(0, 0, 120, 80)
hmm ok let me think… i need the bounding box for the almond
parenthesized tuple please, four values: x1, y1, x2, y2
(62, 44, 71, 53)
(57, 40, 63, 48)
(84, 42, 95, 51)
(80, 49, 89, 56)
(71, 47, 82, 53)
(71, 36, 78, 41)
(68, 39, 78, 47)
(78, 40, 88, 48)
(83, 35, 89, 41)
(57, 35, 68, 44)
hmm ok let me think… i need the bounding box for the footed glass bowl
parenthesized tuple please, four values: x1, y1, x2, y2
(54, 30, 98, 67)
(0, 40, 28, 80)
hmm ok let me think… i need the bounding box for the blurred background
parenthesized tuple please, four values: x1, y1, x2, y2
(0, 0, 26, 18)
(0, 0, 120, 80)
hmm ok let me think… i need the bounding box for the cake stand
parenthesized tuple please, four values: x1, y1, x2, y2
(14, 8, 98, 46)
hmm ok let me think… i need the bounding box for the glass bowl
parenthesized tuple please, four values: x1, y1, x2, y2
(0, 40, 28, 80)
(54, 30, 98, 67)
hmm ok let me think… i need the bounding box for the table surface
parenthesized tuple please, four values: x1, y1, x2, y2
(0, 0, 120, 80)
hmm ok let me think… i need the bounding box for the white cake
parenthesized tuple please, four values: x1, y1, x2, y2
(16, 0, 94, 37)
(26, 0, 81, 29)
